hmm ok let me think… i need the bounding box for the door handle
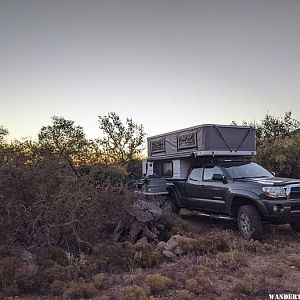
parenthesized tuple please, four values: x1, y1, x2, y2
(199, 185, 205, 188)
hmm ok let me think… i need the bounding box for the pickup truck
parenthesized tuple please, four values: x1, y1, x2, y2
(166, 160, 300, 240)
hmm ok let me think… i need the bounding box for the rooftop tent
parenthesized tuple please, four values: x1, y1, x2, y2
(147, 124, 256, 160)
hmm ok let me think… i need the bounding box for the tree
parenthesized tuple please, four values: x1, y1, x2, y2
(0, 125, 8, 143)
(98, 112, 145, 164)
(259, 111, 299, 140)
(38, 116, 92, 175)
(233, 111, 300, 178)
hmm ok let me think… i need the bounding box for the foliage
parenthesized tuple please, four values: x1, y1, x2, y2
(0, 125, 8, 143)
(180, 232, 231, 255)
(144, 274, 172, 294)
(38, 116, 97, 174)
(176, 289, 196, 299)
(256, 134, 300, 178)
(233, 111, 300, 178)
(120, 285, 149, 300)
(258, 111, 299, 140)
(98, 112, 145, 164)
(185, 270, 213, 295)
(63, 280, 98, 299)
(0, 150, 134, 249)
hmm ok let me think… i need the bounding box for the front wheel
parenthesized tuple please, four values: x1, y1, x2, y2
(237, 205, 263, 240)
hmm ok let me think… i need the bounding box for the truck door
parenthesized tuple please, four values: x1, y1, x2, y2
(184, 167, 204, 208)
(198, 165, 228, 212)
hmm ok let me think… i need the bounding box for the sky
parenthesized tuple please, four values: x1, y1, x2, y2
(0, 0, 299, 140)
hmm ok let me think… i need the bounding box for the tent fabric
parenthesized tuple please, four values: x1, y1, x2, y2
(148, 124, 256, 159)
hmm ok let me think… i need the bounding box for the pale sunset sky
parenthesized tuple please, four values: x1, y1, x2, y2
(0, 0, 299, 140)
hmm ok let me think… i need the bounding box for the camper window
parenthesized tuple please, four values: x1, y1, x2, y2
(153, 161, 173, 177)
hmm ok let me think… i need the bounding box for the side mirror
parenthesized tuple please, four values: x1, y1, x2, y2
(212, 174, 227, 183)
(271, 171, 276, 176)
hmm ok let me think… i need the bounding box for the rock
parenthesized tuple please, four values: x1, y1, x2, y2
(163, 250, 176, 259)
(157, 241, 167, 249)
(20, 250, 34, 263)
(135, 237, 148, 245)
(112, 199, 165, 243)
(165, 235, 196, 254)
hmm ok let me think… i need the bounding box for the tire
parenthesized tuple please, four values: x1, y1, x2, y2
(237, 205, 263, 240)
(290, 221, 300, 233)
(167, 189, 180, 214)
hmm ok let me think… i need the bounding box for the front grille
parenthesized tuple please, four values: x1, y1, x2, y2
(290, 187, 300, 200)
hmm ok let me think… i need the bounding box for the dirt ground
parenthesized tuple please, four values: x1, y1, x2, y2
(4, 213, 300, 300)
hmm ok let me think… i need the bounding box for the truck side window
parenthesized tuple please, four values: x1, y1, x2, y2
(189, 167, 203, 181)
(203, 166, 223, 181)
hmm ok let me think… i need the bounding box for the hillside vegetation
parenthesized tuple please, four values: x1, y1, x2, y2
(0, 111, 299, 299)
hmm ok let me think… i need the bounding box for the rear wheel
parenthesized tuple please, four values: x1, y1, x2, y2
(238, 205, 262, 240)
(290, 221, 300, 233)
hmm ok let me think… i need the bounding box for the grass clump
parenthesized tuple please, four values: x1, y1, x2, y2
(144, 273, 172, 294)
(50, 280, 66, 296)
(286, 254, 300, 269)
(120, 285, 148, 300)
(160, 214, 193, 240)
(215, 250, 246, 270)
(241, 240, 274, 254)
(185, 269, 213, 295)
(180, 232, 231, 256)
(84, 242, 134, 274)
(128, 242, 163, 269)
(268, 262, 289, 278)
(37, 246, 68, 267)
(233, 277, 257, 295)
(176, 289, 196, 299)
(63, 280, 97, 299)
(92, 273, 109, 289)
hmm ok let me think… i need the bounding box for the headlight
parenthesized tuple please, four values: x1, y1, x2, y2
(262, 186, 286, 198)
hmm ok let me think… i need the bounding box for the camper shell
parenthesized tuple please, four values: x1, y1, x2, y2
(142, 124, 256, 184)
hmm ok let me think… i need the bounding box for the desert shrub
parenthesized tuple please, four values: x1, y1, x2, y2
(144, 274, 172, 294)
(127, 242, 163, 269)
(120, 285, 149, 300)
(158, 214, 193, 241)
(180, 232, 231, 256)
(241, 240, 275, 254)
(0, 151, 134, 250)
(63, 280, 97, 299)
(233, 277, 257, 295)
(185, 270, 213, 295)
(92, 273, 109, 289)
(37, 246, 68, 267)
(176, 289, 196, 299)
(215, 250, 246, 270)
(88, 242, 133, 273)
(268, 262, 289, 278)
(287, 254, 300, 269)
(0, 256, 23, 296)
(50, 280, 66, 296)
(89, 163, 129, 186)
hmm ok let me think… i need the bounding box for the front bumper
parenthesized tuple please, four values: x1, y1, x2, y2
(260, 199, 300, 223)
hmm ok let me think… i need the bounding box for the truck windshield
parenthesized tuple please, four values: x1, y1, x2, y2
(221, 162, 273, 179)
